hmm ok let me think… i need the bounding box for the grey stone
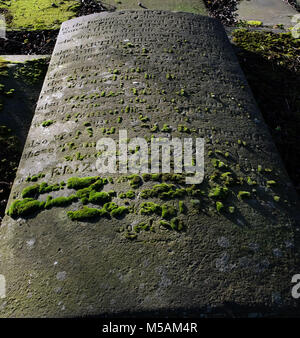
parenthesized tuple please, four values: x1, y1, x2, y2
(56, 271, 67, 281)
(0, 11, 299, 317)
(238, 0, 298, 28)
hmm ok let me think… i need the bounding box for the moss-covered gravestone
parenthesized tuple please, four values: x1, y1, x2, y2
(0, 11, 299, 317)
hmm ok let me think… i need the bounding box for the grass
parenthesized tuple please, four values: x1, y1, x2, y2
(0, 0, 81, 30)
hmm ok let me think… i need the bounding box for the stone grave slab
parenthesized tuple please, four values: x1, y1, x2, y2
(238, 0, 298, 27)
(0, 11, 299, 317)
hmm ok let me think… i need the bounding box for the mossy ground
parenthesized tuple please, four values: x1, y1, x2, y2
(104, 0, 207, 14)
(232, 29, 300, 193)
(0, 125, 21, 219)
(0, 57, 48, 220)
(0, 0, 81, 30)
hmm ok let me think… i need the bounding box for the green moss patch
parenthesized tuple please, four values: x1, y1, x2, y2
(67, 176, 102, 190)
(8, 198, 45, 218)
(67, 206, 108, 221)
(13, 58, 49, 85)
(0, 0, 81, 30)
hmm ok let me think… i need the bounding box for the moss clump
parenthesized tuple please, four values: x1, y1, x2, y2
(208, 186, 229, 200)
(133, 222, 150, 233)
(266, 180, 277, 187)
(228, 206, 235, 214)
(160, 220, 171, 228)
(161, 204, 177, 220)
(42, 120, 54, 127)
(211, 158, 227, 169)
(220, 172, 234, 185)
(238, 191, 251, 200)
(39, 182, 61, 194)
(67, 207, 108, 221)
(140, 202, 161, 215)
(170, 217, 184, 231)
(246, 20, 263, 27)
(128, 175, 142, 189)
(140, 183, 186, 200)
(216, 201, 224, 213)
(176, 88, 187, 96)
(177, 125, 191, 133)
(110, 206, 129, 218)
(160, 218, 184, 231)
(45, 195, 77, 209)
(119, 190, 135, 199)
(179, 201, 187, 214)
(247, 177, 257, 186)
(21, 184, 40, 198)
(26, 173, 45, 182)
(124, 232, 138, 240)
(88, 191, 111, 205)
(67, 176, 100, 189)
(161, 124, 171, 132)
(103, 202, 118, 212)
(8, 198, 44, 218)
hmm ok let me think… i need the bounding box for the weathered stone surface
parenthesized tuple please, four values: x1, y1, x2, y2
(0, 11, 299, 317)
(237, 0, 298, 27)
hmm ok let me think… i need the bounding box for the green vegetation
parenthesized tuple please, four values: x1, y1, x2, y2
(88, 191, 111, 205)
(246, 20, 263, 27)
(21, 184, 40, 198)
(0, 0, 81, 30)
(160, 218, 184, 231)
(67, 207, 108, 221)
(161, 204, 177, 219)
(237, 191, 251, 200)
(39, 182, 61, 194)
(208, 186, 229, 200)
(110, 206, 129, 218)
(140, 202, 161, 215)
(216, 201, 224, 212)
(133, 222, 151, 233)
(42, 120, 54, 127)
(266, 180, 277, 187)
(228, 206, 235, 214)
(179, 201, 186, 214)
(45, 195, 77, 209)
(140, 183, 186, 200)
(66, 176, 102, 190)
(128, 175, 142, 189)
(161, 124, 171, 132)
(119, 190, 135, 199)
(13, 58, 49, 85)
(8, 198, 45, 218)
